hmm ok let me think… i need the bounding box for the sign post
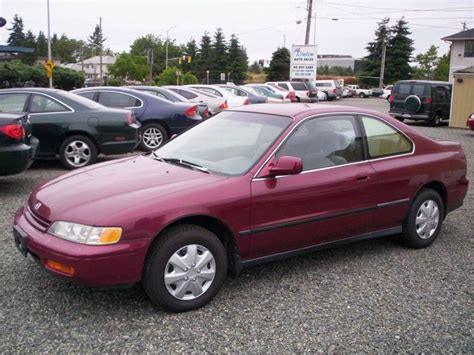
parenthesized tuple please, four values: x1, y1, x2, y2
(290, 45, 317, 81)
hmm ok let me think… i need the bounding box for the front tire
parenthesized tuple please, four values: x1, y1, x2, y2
(59, 135, 97, 170)
(400, 189, 444, 248)
(139, 123, 168, 151)
(143, 225, 227, 312)
(359, 92, 366, 98)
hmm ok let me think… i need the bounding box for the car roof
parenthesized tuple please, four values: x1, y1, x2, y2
(395, 80, 451, 85)
(73, 86, 143, 93)
(228, 103, 382, 121)
(0, 87, 65, 94)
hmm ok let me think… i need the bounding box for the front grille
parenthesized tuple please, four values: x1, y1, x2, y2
(25, 206, 51, 232)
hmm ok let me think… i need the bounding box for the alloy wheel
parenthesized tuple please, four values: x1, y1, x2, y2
(415, 199, 440, 239)
(143, 127, 163, 149)
(64, 140, 91, 168)
(164, 244, 216, 301)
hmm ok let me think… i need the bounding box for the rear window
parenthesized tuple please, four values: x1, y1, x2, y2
(413, 84, 430, 96)
(278, 83, 289, 90)
(168, 88, 197, 100)
(395, 83, 411, 95)
(316, 82, 331, 87)
(291, 82, 308, 91)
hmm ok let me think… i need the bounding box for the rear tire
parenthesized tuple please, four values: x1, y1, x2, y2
(143, 225, 227, 312)
(400, 189, 444, 249)
(59, 135, 98, 170)
(359, 92, 365, 98)
(139, 123, 168, 151)
(430, 114, 441, 127)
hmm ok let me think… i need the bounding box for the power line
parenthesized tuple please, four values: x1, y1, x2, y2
(318, 2, 474, 13)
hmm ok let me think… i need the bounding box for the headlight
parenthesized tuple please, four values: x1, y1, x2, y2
(48, 221, 122, 245)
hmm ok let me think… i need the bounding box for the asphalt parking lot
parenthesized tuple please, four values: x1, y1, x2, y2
(1, 98, 472, 352)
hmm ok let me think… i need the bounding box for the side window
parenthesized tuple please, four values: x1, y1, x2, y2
(361, 116, 412, 159)
(98, 92, 140, 108)
(291, 82, 307, 91)
(0, 93, 29, 112)
(170, 89, 197, 100)
(434, 86, 447, 101)
(76, 91, 95, 100)
(198, 87, 222, 97)
(276, 115, 364, 171)
(30, 94, 69, 113)
(278, 83, 289, 90)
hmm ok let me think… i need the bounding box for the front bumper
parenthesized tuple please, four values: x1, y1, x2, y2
(13, 207, 150, 287)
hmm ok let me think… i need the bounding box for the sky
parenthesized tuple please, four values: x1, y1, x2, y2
(1, 0, 473, 63)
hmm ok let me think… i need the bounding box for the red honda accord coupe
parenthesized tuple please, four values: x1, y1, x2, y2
(13, 104, 468, 312)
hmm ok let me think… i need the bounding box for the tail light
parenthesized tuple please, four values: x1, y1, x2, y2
(423, 97, 433, 104)
(0, 123, 25, 140)
(203, 107, 209, 118)
(127, 112, 137, 125)
(333, 88, 337, 94)
(219, 101, 228, 109)
(183, 105, 198, 117)
(287, 91, 296, 102)
(389, 95, 395, 103)
(243, 99, 249, 105)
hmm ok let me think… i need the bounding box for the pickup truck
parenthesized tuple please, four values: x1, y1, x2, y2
(347, 85, 372, 98)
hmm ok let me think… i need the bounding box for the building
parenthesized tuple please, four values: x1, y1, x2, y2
(317, 55, 356, 70)
(441, 28, 474, 82)
(62, 55, 116, 79)
(449, 66, 474, 128)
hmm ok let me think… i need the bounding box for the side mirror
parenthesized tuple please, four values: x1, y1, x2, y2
(266, 156, 303, 177)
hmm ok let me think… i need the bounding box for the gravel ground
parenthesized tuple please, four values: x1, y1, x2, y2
(1, 98, 472, 352)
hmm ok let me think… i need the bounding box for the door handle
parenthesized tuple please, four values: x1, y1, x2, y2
(355, 174, 370, 181)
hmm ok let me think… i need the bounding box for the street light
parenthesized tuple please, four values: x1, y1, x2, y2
(277, 30, 286, 48)
(165, 26, 177, 69)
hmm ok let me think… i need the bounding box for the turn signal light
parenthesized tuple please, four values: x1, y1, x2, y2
(45, 259, 75, 276)
(0, 123, 25, 140)
(98, 228, 122, 244)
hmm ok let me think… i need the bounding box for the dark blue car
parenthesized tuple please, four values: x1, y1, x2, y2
(72, 87, 201, 150)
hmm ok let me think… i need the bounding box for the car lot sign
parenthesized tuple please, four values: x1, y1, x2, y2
(290, 45, 317, 80)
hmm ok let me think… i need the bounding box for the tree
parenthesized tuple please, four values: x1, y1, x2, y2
(413, 45, 439, 80)
(385, 18, 414, 83)
(226, 34, 248, 84)
(266, 47, 290, 81)
(249, 60, 262, 74)
(433, 53, 450, 81)
(181, 39, 198, 74)
(196, 32, 212, 81)
(36, 31, 48, 58)
(88, 24, 106, 49)
(156, 66, 179, 85)
(181, 72, 199, 85)
(108, 53, 148, 82)
(54, 35, 84, 63)
(358, 18, 391, 86)
(21, 30, 37, 64)
(7, 14, 26, 46)
(210, 28, 227, 81)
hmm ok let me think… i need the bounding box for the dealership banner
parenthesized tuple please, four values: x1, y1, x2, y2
(290, 45, 317, 80)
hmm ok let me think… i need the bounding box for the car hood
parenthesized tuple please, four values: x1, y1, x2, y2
(30, 155, 227, 225)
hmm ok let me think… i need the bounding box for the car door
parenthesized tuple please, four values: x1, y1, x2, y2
(433, 85, 451, 119)
(359, 114, 415, 232)
(27, 93, 75, 156)
(249, 114, 377, 259)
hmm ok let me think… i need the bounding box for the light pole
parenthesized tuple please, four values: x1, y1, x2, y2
(379, 37, 388, 89)
(99, 17, 103, 85)
(165, 26, 176, 69)
(46, 0, 52, 88)
(277, 30, 286, 48)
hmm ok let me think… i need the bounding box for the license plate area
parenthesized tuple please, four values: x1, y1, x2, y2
(13, 226, 28, 257)
(402, 113, 412, 118)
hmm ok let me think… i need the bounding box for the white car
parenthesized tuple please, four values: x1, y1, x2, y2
(186, 85, 249, 108)
(164, 86, 228, 115)
(347, 85, 372, 98)
(244, 84, 291, 103)
(381, 85, 393, 99)
(265, 81, 315, 102)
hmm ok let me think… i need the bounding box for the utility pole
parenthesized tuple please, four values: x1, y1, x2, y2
(379, 37, 387, 89)
(147, 48, 153, 83)
(46, 0, 52, 88)
(99, 17, 103, 85)
(461, 22, 467, 31)
(304, 0, 313, 45)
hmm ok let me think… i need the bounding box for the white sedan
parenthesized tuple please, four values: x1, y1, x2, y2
(185, 85, 249, 108)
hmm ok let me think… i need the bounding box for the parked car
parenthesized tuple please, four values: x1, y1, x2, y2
(185, 85, 249, 108)
(164, 86, 227, 116)
(0, 112, 39, 176)
(244, 84, 290, 103)
(217, 85, 267, 104)
(315, 80, 343, 100)
(388, 80, 452, 126)
(129, 86, 209, 119)
(347, 85, 372, 98)
(371, 88, 384, 97)
(304, 81, 320, 102)
(467, 113, 474, 130)
(0, 88, 139, 169)
(381, 85, 393, 99)
(12, 104, 468, 312)
(255, 83, 297, 102)
(342, 87, 354, 98)
(266, 81, 313, 102)
(72, 87, 201, 150)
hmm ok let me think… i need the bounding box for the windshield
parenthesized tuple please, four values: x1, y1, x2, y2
(61, 91, 105, 110)
(155, 111, 291, 175)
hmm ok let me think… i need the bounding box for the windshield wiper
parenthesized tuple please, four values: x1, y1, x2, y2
(153, 154, 209, 173)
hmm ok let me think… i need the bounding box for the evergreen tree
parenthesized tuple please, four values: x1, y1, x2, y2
(7, 14, 26, 46)
(385, 18, 414, 83)
(196, 32, 212, 82)
(249, 60, 262, 74)
(21, 30, 37, 64)
(36, 31, 48, 58)
(359, 18, 391, 86)
(182, 39, 197, 74)
(88, 24, 106, 49)
(266, 47, 290, 81)
(210, 28, 227, 81)
(226, 34, 248, 84)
